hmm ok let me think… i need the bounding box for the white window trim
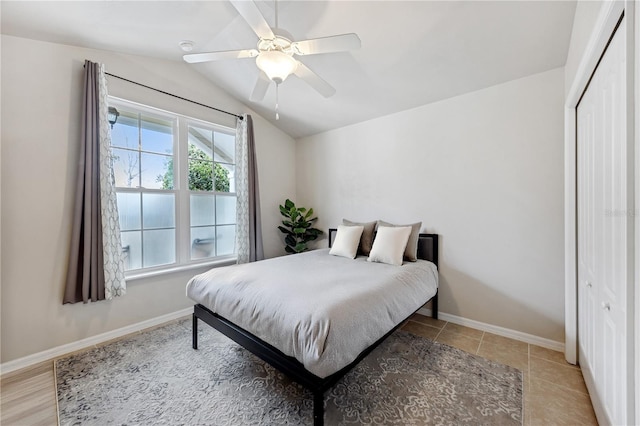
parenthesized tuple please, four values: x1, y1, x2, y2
(125, 255, 237, 282)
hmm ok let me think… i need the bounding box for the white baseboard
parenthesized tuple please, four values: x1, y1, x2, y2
(417, 308, 565, 352)
(2, 306, 565, 376)
(0, 307, 192, 377)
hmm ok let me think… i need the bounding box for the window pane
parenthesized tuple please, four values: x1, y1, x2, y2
(188, 158, 213, 191)
(143, 193, 175, 229)
(190, 194, 215, 227)
(216, 225, 236, 256)
(141, 153, 172, 189)
(121, 231, 142, 271)
(143, 229, 175, 267)
(214, 132, 235, 163)
(113, 148, 140, 188)
(116, 192, 141, 231)
(111, 112, 139, 150)
(191, 226, 215, 260)
(215, 163, 235, 193)
(141, 115, 173, 154)
(189, 126, 213, 159)
(216, 195, 236, 225)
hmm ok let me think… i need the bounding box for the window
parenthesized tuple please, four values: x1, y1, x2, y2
(186, 124, 237, 260)
(109, 98, 236, 274)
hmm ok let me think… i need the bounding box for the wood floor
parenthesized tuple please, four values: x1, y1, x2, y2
(1, 361, 57, 426)
(1, 314, 597, 425)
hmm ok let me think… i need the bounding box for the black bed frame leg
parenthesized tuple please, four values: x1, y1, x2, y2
(192, 313, 198, 350)
(313, 391, 324, 426)
(432, 292, 438, 320)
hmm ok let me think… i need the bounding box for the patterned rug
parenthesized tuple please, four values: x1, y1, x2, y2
(56, 318, 523, 425)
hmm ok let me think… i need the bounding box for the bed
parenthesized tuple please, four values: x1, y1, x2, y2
(187, 228, 439, 425)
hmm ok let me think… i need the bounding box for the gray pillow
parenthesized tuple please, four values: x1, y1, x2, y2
(376, 220, 422, 261)
(342, 219, 377, 256)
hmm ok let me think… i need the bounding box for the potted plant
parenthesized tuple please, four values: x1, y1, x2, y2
(278, 199, 323, 254)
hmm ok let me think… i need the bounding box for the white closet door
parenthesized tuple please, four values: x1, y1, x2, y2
(577, 16, 628, 426)
(577, 84, 597, 378)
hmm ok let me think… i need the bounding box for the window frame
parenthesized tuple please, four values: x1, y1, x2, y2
(109, 97, 238, 279)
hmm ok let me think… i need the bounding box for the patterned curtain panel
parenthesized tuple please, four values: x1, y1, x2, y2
(63, 60, 126, 304)
(97, 64, 126, 299)
(235, 114, 264, 264)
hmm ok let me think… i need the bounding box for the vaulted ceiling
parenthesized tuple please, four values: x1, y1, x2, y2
(1, 1, 576, 138)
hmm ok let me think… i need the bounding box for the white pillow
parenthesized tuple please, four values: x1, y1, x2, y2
(329, 225, 365, 259)
(367, 226, 412, 266)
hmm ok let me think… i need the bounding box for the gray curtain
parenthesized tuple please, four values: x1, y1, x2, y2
(236, 114, 264, 263)
(63, 60, 128, 303)
(245, 115, 264, 262)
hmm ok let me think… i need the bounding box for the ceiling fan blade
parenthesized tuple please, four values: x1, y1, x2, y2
(183, 49, 259, 63)
(229, 0, 275, 40)
(292, 33, 361, 56)
(250, 72, 271, 101)
(293, 61, 336, 98)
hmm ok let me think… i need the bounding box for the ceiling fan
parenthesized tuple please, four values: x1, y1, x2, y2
(183, 0, 361, 113)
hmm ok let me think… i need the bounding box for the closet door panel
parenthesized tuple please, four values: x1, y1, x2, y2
(577, 80, 597, 377)
(600, 21, 627, 424)
(576, 16, 628, 426)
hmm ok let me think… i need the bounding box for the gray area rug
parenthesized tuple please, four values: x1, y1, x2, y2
(56, 318, 522, 425)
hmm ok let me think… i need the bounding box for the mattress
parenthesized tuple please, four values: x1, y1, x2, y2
(186, 248, 438, 378)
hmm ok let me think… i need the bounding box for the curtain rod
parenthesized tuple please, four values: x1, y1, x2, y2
(104, 72, 243, 121)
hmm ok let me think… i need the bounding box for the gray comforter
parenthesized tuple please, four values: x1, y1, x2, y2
(186, 249, 438, 378)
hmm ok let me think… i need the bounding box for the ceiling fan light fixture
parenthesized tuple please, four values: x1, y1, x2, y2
(255, 50, 297, 84)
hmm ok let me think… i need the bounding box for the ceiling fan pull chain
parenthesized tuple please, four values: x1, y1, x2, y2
(275, 83, 280, 120)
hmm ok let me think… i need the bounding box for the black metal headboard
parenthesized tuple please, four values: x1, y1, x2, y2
(328, 228, 439, 267)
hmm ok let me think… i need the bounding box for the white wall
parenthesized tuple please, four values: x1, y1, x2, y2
(297, 68, 566, 342)
(0, 35, 296, 363)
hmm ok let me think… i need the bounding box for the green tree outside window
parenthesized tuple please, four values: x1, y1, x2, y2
(158, 144, 230, 192)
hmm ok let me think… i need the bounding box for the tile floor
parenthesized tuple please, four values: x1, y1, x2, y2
(402, 313, 598, 425)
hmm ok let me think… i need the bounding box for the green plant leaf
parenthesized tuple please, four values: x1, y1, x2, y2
(278, 226, 293, 235)
(285, 234, 297, 246)
(278, 200, 322, 254)
(305, 229, 323, 238)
